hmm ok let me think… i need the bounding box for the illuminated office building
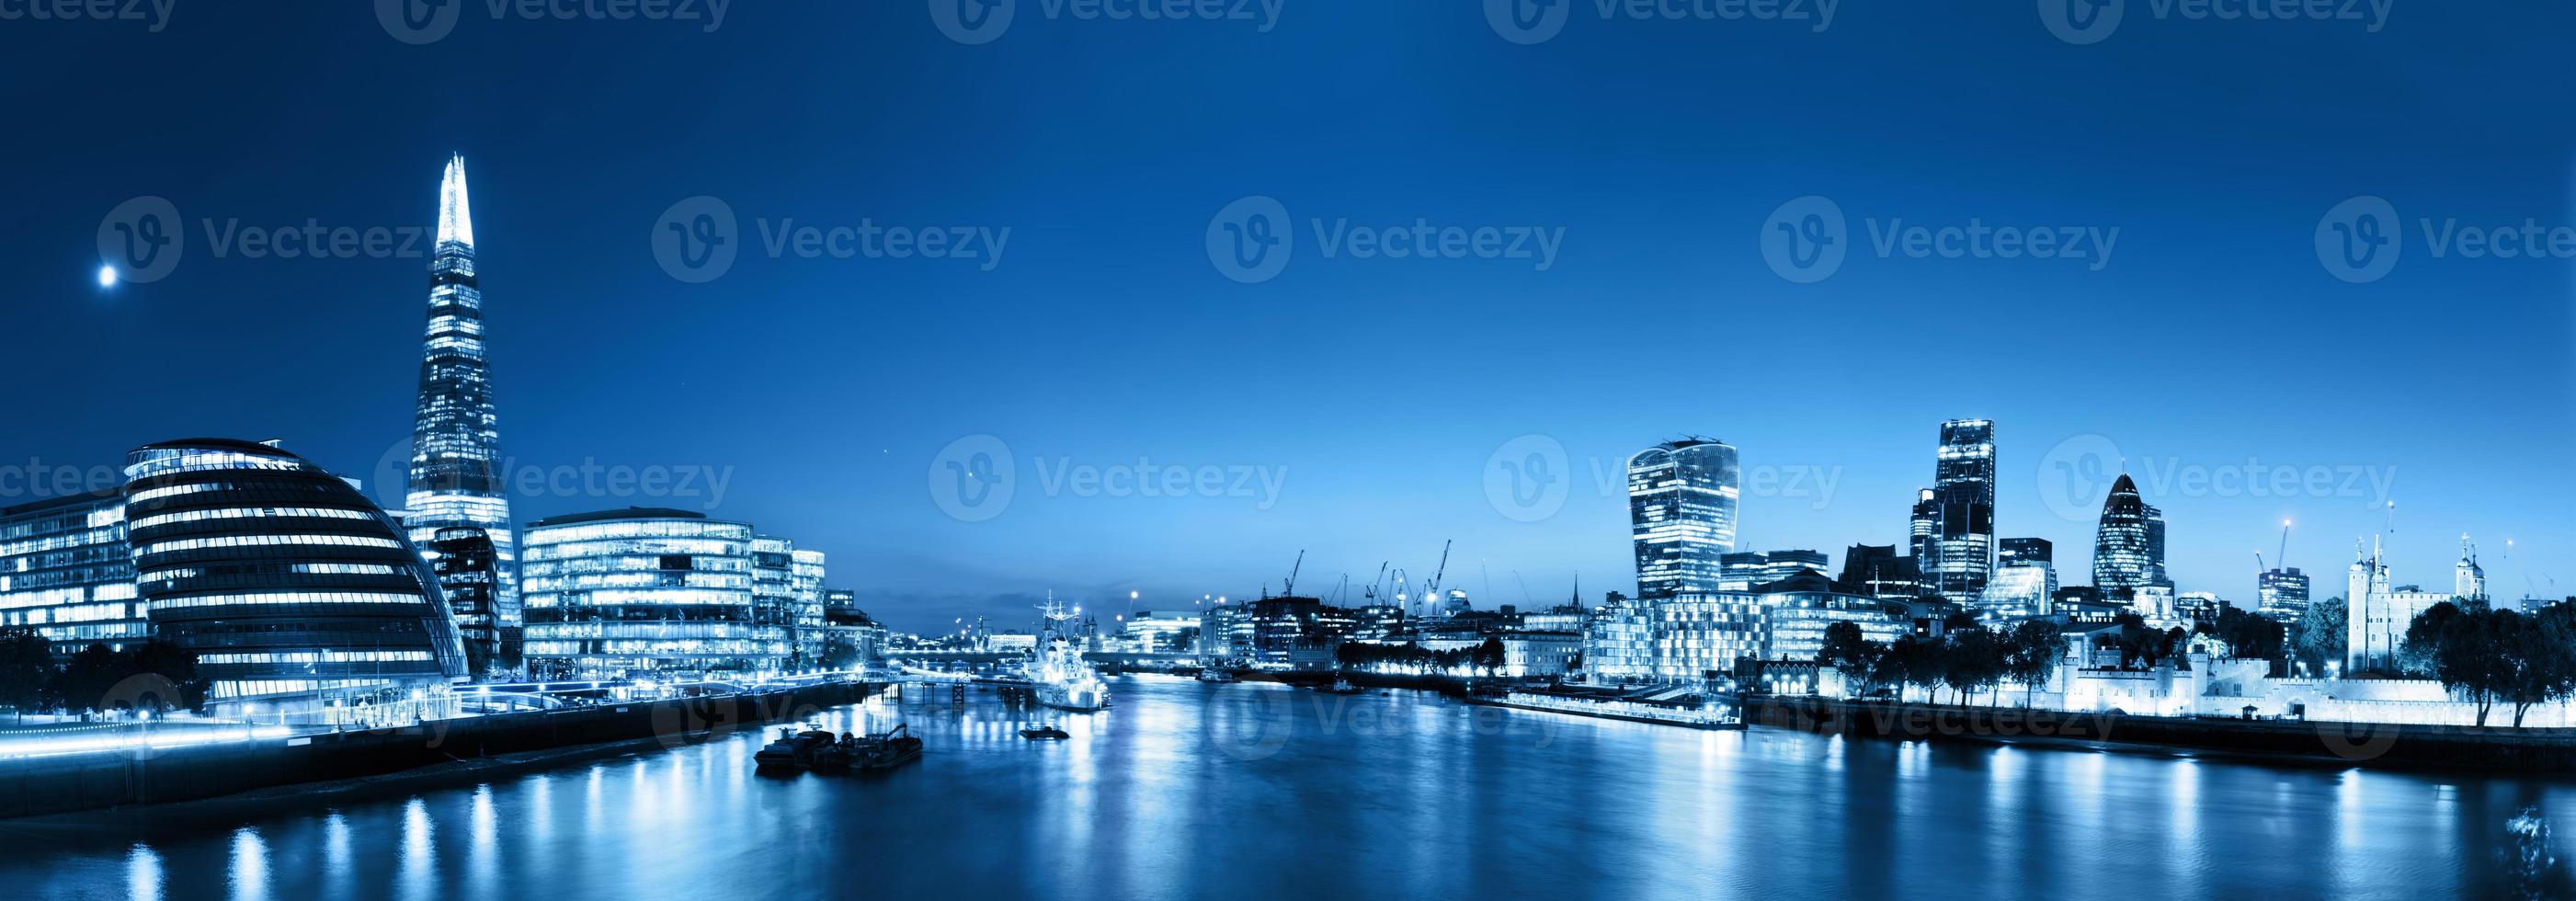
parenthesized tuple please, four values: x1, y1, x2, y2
(125, 439, 470, 710)
(2092, 473, 2163, 592)
(422, 526, 503, 670)
(1976, 537, 2057, 619)
(405, 155, 520, 648)
(0, 492, 143, 659)
(2256, 566, 2310, 623)
(1925, 419, 1997, 598)
(1652, 591, 1763, 683)
(520, 508, 790, 677)
(1628, 439, 1739, 599)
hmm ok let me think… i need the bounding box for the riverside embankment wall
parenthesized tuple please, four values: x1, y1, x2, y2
(1742, 696, 2576, 772)
(0, 681, 873, 819)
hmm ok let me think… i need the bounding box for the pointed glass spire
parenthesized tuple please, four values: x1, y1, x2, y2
(437, 154, 474, 247)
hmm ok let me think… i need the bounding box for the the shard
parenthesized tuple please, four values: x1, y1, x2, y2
(406, 154, 518, 665)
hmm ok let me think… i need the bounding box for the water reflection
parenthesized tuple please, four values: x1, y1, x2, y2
(6, 677, 2570, 900)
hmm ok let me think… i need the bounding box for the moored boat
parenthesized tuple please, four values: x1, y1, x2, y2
(852, 724, 923, 770)
(1020, 724, 1070, 740)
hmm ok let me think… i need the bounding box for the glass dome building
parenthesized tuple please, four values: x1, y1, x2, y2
(123, 439, 470, 712)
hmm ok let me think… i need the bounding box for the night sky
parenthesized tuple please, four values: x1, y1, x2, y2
(3, 2, 2570, 632)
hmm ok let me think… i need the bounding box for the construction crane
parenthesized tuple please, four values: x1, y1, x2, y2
(1282, 550, 1305, 598)
(1420, 540, 1453, 618)
(1362, 562, 1388, 605)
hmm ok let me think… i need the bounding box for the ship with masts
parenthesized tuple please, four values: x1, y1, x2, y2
(1030, 595, 1111, 713)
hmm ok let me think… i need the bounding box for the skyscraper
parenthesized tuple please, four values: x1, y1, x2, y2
(1627, 439, 1740, 599)
(2091, 473, 2162, 593)
(1925, 419, 1997, 598)
(405, 155, 519, 661)
(1978, 537, 2057, 619)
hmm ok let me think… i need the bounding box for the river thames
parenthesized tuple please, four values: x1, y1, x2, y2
(3, 676, 2570, 899)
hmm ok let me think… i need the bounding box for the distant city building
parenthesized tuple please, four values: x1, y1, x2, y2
(1651, 591, 1763, 683)
(1836, 543, 1924, 599)
(819, 589, 885, 666)
(2176, 590, 2224, 625)
(1122, 609, 1202, 652)
(1719, 550, 1826, 589)
(1756, 589, 1908, 662)
(126, 439, 469, 712)
(1908, 488, 1937, 563)
(521, 508, 790, 677)
(0, 492, 142, 660)
(1628, 439, 1739, 599)
(405, 155, 520, 654)
(2092, 473, 2165, 592)
(1974, 537, 2057, 620)
(1581, 592, 1657, 682)
(422, 526, 503, 670)
(1999, 537, 2052, 568)
(792, 548, 826, 666)
(2129, 584, 2178, 623)
(2456, 535, 2488, 602)
(2256, 566, 2311, 623)
(1924, 419, 1997, 598)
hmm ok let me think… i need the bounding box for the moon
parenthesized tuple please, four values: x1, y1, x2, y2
(97, 265, 117, 288)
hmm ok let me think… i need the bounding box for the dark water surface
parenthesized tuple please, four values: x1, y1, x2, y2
(2, 676, 2567, 900)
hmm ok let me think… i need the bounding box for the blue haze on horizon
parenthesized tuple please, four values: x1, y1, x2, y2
(1, 2, 2570, 632)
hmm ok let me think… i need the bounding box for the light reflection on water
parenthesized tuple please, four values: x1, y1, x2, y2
(4, 676, 2570, 900)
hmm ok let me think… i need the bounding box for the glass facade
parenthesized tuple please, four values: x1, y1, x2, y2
(2257, 567, 2310, 623)
(405, 155, 520, 655)
(520, 509, 790, 677)
(1652, 591, 1763, 682)
(0, 492, 143, 657)
(423, 526, 500, 670)
(2092, 473, 2163, 592)
(1758, 591, 1908, 662)
(1926, 419, 1996, 599)
(1977, 537, 2057, 620)
(1627, 439, 1739, 599)
(125, 439, 470, 709)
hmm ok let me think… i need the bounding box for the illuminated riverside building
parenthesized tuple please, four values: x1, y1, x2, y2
(1628, 439, 1739, 599)
(124, 439, 470, 711)
(1719, 549, 1829, 588)
(405, 155, 521, 656)
(1757, 590, 1908, 661)
(2092, 473, 2165, 592)
(0, 493, 143, 659)
(520, 508, 790, 677)
(1580, 592, 1657, 681)
(1651, 591, 1763, 683)
(1924, 419, 1997, 598)
(793, 547, 826, 667)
